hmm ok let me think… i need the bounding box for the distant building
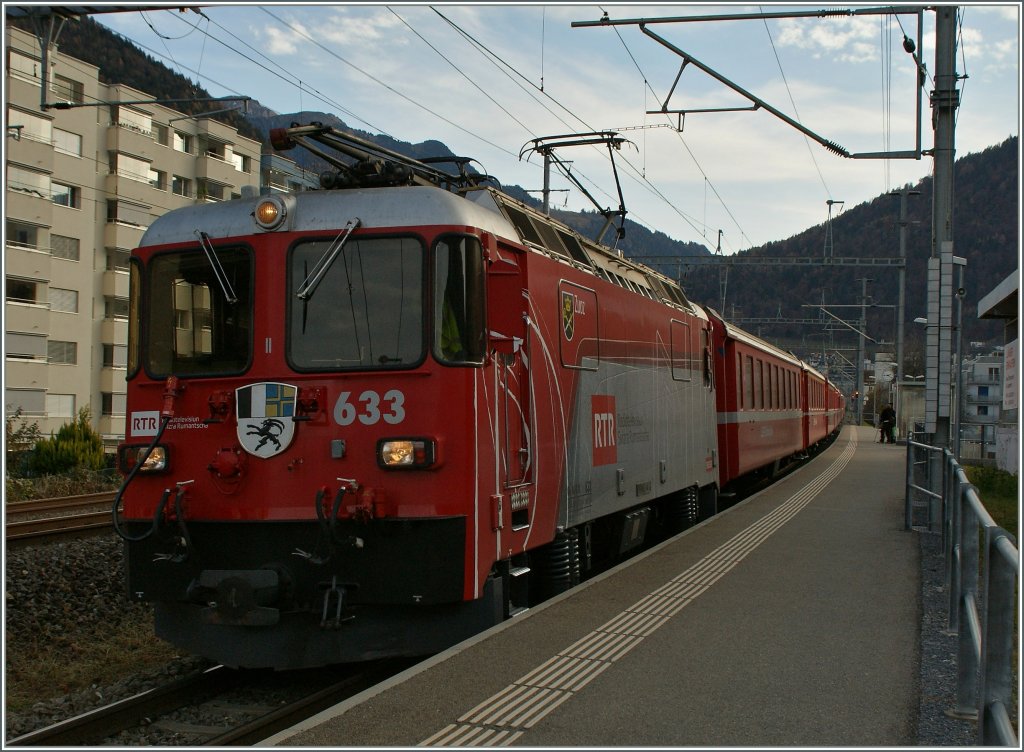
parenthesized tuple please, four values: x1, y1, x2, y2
(260, 153, 319, 194)
(976, 271, 1019, 474)
(958, 354, 1004, 463)
(4, 26, 262, 448)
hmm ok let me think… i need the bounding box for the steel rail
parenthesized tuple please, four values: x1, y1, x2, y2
(6, 666, 235, 746)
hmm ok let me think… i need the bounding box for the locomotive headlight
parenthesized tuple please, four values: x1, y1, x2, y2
(253, 196, 287, 230)
(118, 444, 169, 474)
(377, 438, 435, 469)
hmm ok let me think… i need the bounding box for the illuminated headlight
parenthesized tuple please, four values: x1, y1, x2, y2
(118, 445, 169, 474)
(377, 438, 435, 469)
(253, 196, 287, 230)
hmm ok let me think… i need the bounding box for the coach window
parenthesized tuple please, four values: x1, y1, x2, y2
(753, 359, 763, 409)
(146, 247, 252, 376)
(289, 236, 423, 370)
(743, 355, 753, 410)
(433, 235, 485, 365)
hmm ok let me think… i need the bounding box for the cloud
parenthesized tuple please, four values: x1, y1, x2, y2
(261, 21, 313, 56)
(775, 16, 894, 64)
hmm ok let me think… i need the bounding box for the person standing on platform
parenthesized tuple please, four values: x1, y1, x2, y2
(879, 404, 896, 443)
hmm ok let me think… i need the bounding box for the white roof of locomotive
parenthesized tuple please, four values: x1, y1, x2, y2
(139, 185, 519, 247)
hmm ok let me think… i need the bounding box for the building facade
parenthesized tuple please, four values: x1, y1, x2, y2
(5, 26, 262, 448)
(958, 354, 1003, 462)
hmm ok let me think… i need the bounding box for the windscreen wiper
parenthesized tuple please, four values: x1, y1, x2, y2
(194, 230, 238, 304)
(295, 218, 362, 301)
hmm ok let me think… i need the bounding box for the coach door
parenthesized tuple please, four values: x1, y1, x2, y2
(486, 247, 532, 488)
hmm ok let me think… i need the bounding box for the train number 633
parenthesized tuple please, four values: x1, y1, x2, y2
(333, 389, 406, 426)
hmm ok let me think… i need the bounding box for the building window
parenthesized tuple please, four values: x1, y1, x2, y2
(115, 106, 153, 136)
(7, 108, 52, 144)
(172, 131, 192, 154)
(172, 175, 192, 197)
(988, 367, 1000, 381)
(153, 122, 169, 146)
(50, 234, 81, 261)
(106, 200, 151, 228)
(197, 179, 225, 202)
(101, 392, 127, 416)
(977, 405, 989, 416)
(6, 221, 40, 251)
(6, 278, 40, 304)
(51, 75, 84, 104)
(46, 393, 76, 419)
(103, 344, 128, 368)
(52, 128, 82, 156)
(978, 385, 989, 398)
(51, 181, 80, 208)
(8, 50, 41, 82)
(5, 332, 47, 360)
(114, 153, 152, 183)
(48, 287, 79, 313)
(231, 152, 251, 173)
(6, 165, 50, 199)
(106, 248, 131, 271)
(5, 388, 46, 416)
(47, 340, 77, 365)
(106, 296, 130, 319)
(148, 168, 166, 190)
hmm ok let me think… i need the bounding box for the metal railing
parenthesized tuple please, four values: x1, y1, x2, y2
(905, 439, 1019, 746)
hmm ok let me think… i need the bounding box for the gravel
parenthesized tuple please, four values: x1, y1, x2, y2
(914, 531, 982, 746)
(3, 525, 1000, 745)
(4, 534, 211, 741)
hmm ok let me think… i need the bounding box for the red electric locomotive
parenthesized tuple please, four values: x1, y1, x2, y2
(115, 125, 726, 669)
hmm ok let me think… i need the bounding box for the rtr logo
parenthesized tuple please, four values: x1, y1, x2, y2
(591, 395, 617, 466)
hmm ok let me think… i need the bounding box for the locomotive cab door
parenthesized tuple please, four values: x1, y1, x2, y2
(487, 247, 532, 491)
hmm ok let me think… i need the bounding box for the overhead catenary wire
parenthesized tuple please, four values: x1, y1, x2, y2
(126, 5, 728, 251)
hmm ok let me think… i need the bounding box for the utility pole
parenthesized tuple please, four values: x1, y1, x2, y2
(926, 6, 959, 452)
(857, 278, 870, 426)
(891, 187, 919, 438)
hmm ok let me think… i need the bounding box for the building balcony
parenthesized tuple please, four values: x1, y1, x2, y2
(4, 357, 49, 390)
(6, 135, 55, 172)
(966, 393, 1002, 404)
(4, 301, 49, 335)
(104, 173, 158, 206)
(102, 269, 130, 299)
(5, 187, 55, 227)
(99, 366, 128, 393)
(101, 317, 129, 345)
(98, 415, 126, 442)
(104, 221, 145, 251)
(196, 155, 239, 189)
(4, 244, 52, 280)
(105, 124, 158, 161)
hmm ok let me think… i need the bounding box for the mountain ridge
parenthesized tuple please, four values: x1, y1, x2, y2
(25, 14, 1017, 349)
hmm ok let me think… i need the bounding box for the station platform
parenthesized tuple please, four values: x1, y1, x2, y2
(264, 425, 919, 747)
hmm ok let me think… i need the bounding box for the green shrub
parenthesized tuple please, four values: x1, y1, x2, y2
(29, 408, 105, 476)
(966, 466, 1019, 498)
(5, 406, 42, 478)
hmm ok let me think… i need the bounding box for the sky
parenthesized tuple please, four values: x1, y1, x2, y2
(94, 2, 1021, 254)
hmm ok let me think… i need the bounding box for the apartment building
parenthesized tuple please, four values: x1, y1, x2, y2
(5, 26, 262, 448)
(959, 354, 1004, 462)
(260, 152, 319, 194)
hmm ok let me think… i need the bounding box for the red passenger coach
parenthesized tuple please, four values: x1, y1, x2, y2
(704, 308, 806, 488)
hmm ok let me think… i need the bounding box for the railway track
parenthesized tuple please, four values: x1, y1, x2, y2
(7, 659, 416, 746)
(5, 492, 115, 543)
